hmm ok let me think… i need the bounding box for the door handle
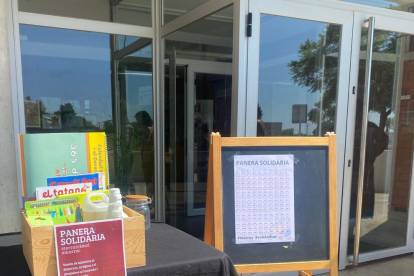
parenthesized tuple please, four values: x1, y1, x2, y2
(353, 16, 375, 266)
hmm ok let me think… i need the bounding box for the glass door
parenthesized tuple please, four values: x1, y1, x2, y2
(339, 12, 414, 268)
(186, 62, 232, 216)
(163, 5, 234, 239)
(246, 2, 354, 269)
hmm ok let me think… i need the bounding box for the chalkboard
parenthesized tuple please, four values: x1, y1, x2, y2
(204, 133, 338, 275)
(222, 146, 329, 264)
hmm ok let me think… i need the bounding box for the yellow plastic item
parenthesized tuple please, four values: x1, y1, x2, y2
(56, 190, 109, 207)
(82, 192, 109, 222)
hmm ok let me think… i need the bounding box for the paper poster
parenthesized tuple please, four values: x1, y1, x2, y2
(55, 219, 126, 276)
(234, 155, 295, 244)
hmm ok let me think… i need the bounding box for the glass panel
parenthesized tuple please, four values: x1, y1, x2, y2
(163, 0, 210, 25)
(18, 0, 152, 27)
(347, 29, 413, 255)
(114, 0, 152, 27)
(340, 1, 414, 12)
(20, 25, 113, 134)
(117, 36, 140, 50)
(191, 72, 232, 210)
(20, 25, 154, 211)
(164, 5, 233, 239)
(257, 15, 341, 137)
(115, 41, 154, 205)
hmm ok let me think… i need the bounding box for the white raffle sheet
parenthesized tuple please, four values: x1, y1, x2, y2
(234, 155, 295, 244)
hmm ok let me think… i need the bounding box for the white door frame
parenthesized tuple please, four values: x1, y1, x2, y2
(245, 1, 354, 268)
(339, 11, 414, 269)
(182, 60, 232, 216)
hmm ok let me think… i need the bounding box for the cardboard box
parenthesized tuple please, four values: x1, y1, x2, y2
(21, 206, 146, 276)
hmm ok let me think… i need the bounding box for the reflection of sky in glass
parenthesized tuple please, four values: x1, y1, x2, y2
(20, 24, 154, 133)
(258, 15, 338, 136)
(129, 44, 152, 58)
(117, 36, 152, 58)
(20, 25, 113, 128)
(118, 35, 140, 49)
(124, 70, 153, 122)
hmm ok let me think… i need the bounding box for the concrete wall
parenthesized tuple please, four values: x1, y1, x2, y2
(18, 0, 152, 27)
(18, 0, 111, 22)
(0, 1, 21, 234)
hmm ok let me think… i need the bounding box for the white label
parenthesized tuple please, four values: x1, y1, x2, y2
(36, 183, 92, 200)
(234, 155, 295, 244)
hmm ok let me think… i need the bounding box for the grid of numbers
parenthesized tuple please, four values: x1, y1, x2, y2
(234, 155, 295, 244)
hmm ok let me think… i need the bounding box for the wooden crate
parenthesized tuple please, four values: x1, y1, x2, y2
(21, 206, 146, 276)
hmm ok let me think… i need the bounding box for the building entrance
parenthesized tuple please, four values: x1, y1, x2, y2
(244, 0, 414, 270)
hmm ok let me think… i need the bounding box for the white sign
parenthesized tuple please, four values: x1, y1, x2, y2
(234, 155, 295, 244)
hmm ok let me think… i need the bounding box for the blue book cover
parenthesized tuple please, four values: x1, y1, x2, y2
(47, 173, 104, 191)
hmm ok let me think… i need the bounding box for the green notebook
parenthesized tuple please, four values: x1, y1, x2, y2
(19, 133, 109, 198)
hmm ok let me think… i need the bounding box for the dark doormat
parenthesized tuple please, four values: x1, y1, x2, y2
(0, 245, 31, 276)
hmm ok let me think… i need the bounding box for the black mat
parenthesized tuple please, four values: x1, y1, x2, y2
(0, 244, 31, 276)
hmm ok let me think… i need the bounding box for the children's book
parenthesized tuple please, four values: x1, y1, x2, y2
(19, 132, 109, 197)
(36, 183, 92, 200)
(47, 172, 105, 190)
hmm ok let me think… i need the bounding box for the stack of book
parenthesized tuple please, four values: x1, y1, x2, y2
(19, 132, 110, 225)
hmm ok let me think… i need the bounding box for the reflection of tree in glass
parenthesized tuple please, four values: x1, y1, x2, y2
(288, 24, 341, 136)
(281, 128, 294, 136)
(54, 103, 80, 130)
(385, 2, 406, 12)
(289, 26, 400, 218)
(288, 26, 400, 136)
(359, 29, 401, 132)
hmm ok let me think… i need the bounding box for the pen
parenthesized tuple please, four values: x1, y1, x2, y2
(77, 204, 82, 222)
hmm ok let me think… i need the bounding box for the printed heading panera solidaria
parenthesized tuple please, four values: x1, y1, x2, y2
(235, 160, 289, 166)
(60, 227, 105, 245)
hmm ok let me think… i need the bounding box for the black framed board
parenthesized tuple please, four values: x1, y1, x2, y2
(204, 133, 338, 276)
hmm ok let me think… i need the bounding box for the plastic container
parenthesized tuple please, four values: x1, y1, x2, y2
(82, 192, 109, 222)
(125, 195, 152, 230)
(111, 208, 123, 219)
(107, 188, 123, 219)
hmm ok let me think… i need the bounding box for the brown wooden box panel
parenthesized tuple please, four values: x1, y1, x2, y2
(21, 206, 146, 276)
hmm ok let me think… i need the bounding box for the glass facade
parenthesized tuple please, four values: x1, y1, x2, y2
(9, 0, 414, 266)
(19, 25, 155, 209)
(164, 5, 233, 239)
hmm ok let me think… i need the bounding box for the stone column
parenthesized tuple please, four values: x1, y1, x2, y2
(0, 1, 21, 234)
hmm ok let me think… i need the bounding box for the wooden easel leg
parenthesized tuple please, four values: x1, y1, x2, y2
(327, 132, 339, 276)
(299, 271, 312, 276)
(204, 133, 216, 246)
(329, 269, 338, 276)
